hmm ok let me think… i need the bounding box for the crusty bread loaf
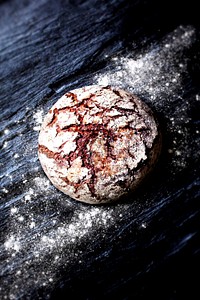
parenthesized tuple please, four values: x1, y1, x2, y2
(38, 85, 162, 204)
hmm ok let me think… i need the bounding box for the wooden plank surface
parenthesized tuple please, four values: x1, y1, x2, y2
(0, 0, 200, 299)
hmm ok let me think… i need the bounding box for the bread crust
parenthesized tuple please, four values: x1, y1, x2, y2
(38, 85, 161, 204)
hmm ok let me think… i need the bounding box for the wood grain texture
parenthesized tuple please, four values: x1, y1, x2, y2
(0, 0, 200, 299)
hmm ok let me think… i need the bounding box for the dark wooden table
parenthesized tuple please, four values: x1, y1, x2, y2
(1, 0, 200, 299)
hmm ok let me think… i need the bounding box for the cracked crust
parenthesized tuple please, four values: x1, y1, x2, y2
(38, 85, 161, 204)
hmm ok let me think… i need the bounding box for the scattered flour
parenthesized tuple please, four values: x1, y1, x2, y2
(33, 110, 44, 131)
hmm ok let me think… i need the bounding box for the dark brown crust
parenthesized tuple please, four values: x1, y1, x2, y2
(38, 86, 161, 204)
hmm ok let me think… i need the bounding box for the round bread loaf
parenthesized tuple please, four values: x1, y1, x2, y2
(38, 85, 161, 204)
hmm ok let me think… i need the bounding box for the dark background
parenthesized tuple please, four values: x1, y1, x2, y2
(0, 0, 200, 299)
